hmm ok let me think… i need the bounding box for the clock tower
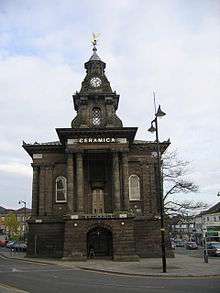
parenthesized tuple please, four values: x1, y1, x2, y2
(71, 43, 123, 128)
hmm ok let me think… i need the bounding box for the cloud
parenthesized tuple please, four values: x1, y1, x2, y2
(0, 0, 220, 207)
(0, 162, 32, 177)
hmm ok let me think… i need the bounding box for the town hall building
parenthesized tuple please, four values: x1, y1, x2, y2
(23, 41, 172, 260)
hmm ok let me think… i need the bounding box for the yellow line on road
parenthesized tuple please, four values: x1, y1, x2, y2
(0, 281, 29, 292)
(0, 254, 48, 266)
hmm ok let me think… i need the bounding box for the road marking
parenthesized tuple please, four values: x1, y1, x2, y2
(0, 282, 28, 292)
(12, 268, 22, 272)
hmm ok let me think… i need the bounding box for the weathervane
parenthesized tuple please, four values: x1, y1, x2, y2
(91, 32, 100, 48)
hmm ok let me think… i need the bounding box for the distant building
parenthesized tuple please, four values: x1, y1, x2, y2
(193, 202, 220, 243)
(0, 206, 31, 240)
(23, 43, 173, 260)
(170, 215, 194, 241)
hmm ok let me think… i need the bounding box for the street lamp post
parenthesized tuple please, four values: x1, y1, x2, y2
(203, 227, 208, 263)
(148, 95, 167, 273)
(18, 200, 27, 241)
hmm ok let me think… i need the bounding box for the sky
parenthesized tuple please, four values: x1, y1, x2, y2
(0, 0, 219, 209)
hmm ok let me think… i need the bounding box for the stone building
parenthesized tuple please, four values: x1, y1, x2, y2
(193, 202, 220, 244)
(0, 206, 31, 240)
(23, 43, 172, 260)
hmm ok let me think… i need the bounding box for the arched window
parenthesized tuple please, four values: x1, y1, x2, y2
(55, 176, 67, 202)
(92, 107, 101, 126)
(129, 175, 140, 201)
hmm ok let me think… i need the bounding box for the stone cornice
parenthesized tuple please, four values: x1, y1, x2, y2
(23, 143, 65, 157)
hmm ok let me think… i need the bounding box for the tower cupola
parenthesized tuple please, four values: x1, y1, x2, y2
(79, 40, 112, 94)
(71, 36, 122, 129)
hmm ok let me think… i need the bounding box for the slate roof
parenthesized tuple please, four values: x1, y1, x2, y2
(89, 50, 101, 61)
(134, 139, 170, 144)
(0, 206, 6, 213)
(23, 141, 61, 146)
(206, 202, 220, 214)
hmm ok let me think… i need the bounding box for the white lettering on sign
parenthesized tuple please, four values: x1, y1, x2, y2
(70, 215, 79, 220)
(119, 213, 128, 218)
(67, 137, 127, 144)
(33, 154, 43, 159)
(117, 138, 127, 144)
(67, 139, 78, 144)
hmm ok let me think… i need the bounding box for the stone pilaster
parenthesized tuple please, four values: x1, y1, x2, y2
(142, 162, 153, 217)
(31, 165, 39, 216)
(39, 166, 46, 216)
(76, 152, 84, 213)
(45, 166, 53, 216)
(122, 152, 129, 210)
(67, 153, 74, 212)
(112, 152, 121, 211)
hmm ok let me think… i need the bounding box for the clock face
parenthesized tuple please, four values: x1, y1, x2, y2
(90, 77, 102, 88)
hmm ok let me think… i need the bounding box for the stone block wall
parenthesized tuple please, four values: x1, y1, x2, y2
(63, 218, 138, 261)
(27, 221, 65, 258)
(134, 218, 174, 257)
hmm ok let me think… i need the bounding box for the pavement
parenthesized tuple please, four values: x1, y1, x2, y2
(0, 248, 220, 278)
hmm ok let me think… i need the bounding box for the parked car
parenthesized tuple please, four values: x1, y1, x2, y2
(186, 241, 198, 250)
(175, 240, 185, 247)
(0, 239, 8, 247)
(206, 242, 220, 256)
(10, 241, 27, 252)
(6, 241, 16, 248)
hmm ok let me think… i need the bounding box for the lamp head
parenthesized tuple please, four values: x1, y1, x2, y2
(156, 105, 166, 117)
(148, 121, 156, 133)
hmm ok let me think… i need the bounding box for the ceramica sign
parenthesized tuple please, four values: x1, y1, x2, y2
(67, 138, 127, 144)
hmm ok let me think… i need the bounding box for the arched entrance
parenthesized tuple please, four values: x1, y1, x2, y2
(87, 227, 113, 258)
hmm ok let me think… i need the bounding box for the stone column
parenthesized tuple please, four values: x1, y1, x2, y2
(45, 166, 53, 216)
(39, 166, 46, 216)
(31, 165, 39, 216)
(112, 152, 121, 211)
(67, 153, 74, 212)
(142, 162, 153, 217)
(76, 152, 84, 213)
(122, 152, 129, 210)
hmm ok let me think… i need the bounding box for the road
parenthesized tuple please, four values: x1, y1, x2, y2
(0, 256, 220, 293)
(175, 246, 220, 261)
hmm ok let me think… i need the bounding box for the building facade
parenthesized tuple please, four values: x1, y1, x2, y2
(23, 44, 172, 260)
(193, 202, 220, 244)
(0, 206, 31, 241)
(171, 215, 194, 241)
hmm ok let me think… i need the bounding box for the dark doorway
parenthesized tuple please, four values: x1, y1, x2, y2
(87, 227, 113, 258)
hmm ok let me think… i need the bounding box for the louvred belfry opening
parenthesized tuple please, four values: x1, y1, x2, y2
(92, 107, 101, 126)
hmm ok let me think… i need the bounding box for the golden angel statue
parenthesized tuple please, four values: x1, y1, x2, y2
(91, 33, 100, 46)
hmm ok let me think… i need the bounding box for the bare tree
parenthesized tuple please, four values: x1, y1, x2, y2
(162, 150, 207, 215)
